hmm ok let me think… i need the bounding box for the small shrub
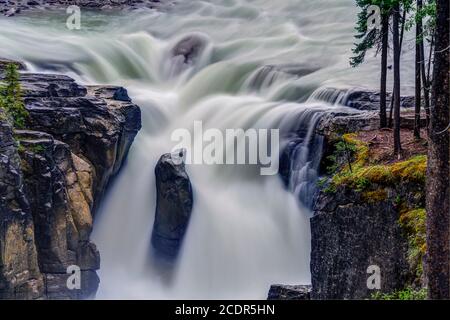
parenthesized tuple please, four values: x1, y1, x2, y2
(0, 63, 28, 128)
(326, 136, 358, 174)
(329, 136, 427, 191)
(371, 287, 427, 300)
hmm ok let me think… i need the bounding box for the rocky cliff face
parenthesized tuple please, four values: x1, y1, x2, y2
(0, 112, 43, 299)
(310, 119, 427, 299)
(0, 61, 141, 299)
(311, 190, 411, 299)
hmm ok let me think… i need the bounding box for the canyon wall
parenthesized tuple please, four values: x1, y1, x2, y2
(0, 60, 141, 299)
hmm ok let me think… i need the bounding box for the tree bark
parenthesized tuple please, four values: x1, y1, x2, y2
(380, 13, 389, 129)
(393, 3, 402, 156)
(414, 0, 423, 139)
(422, 35, 433, 130)
(388, 8, 407, 128)
(426, 0, 450, 300)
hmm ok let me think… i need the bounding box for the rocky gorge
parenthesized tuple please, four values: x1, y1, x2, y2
(0, 59, 141, 299)
(0, 62, 425, 301)
(0, 0, 429, 300)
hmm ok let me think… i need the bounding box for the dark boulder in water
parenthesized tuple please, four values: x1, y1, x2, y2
(170, 34, 208, 66)
(152, 150, 193, 259)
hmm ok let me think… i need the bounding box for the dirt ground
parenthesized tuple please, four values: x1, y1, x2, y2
(355, 128, 428, 165)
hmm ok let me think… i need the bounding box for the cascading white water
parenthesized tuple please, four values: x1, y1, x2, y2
(0, 0, 416, 299)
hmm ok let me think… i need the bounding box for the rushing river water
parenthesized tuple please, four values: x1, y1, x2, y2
(0, 0, 415, 299)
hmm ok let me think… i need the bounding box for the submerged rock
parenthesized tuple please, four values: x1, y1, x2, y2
(246, 63, 320, 91)
(171, 34, 208, 66)
(152, 150, 193, 259)
(267, 284, 311, 300)
(167, 34, 210, 77)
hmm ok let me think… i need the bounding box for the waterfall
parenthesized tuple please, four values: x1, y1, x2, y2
(0, 0, 416, 299)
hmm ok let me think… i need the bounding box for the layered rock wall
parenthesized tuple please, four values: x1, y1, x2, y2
(0, 61, 141, 299)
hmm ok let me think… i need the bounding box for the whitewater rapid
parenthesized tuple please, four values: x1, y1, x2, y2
(0, 0, 416, 299)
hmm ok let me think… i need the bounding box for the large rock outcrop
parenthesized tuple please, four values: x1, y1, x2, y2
(23, 78, 141, 210)
(151, 150, 193, 259)
(0, 60, 141, 299)
(311, 191, 411, 299)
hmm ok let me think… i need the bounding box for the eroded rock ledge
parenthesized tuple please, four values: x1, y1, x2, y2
(0, 60, 141, 299)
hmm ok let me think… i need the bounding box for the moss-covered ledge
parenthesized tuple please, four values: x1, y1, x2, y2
(311, 130, 428, 299)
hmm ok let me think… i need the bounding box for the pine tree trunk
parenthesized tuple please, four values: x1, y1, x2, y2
(414, 0, 423, 139)
(393, 3, 402, 155)
(426, 0, 450, 300)
(421, 35, 432, 129)
(380, 13, 389, 129)
(389, 8, 406, 129)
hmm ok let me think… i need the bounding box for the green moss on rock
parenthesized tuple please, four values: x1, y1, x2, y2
(362, 189, 388, 203)
(329, 134, 427, 191)
(399, 208, 426, 280)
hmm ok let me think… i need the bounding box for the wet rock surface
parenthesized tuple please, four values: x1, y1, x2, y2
(23, 79, 142, 210)
(311, 190, 411, 299)
(342, 89, 415, 111)
(0, 112, 44, 299)
(152, 150, 193, 260)
(0, 59, 141, 299)
(267, 284, 311, 300)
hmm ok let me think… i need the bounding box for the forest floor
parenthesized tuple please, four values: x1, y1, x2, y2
(353, 127, 428, 165)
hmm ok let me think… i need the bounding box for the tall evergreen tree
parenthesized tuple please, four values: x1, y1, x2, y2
(351, 0, 392, 128)
(0, 63, 28, 128)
